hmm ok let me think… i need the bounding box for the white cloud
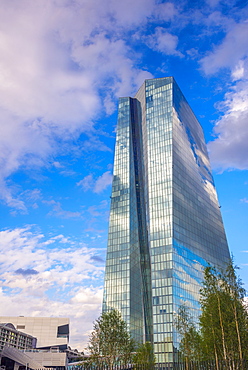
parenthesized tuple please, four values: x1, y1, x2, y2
(198, 18, 248, 171)
(206, 0, 221, 7)
(0, 226, 104, 285)
(147, 27, 183, 57)
(87, 200, 109, 218)
(0, 0, 155, 209)
(43, 200, 82, 219)
(77, 175, 94, 192)
(201, 21, 248, 75)
(208, 78, 248, 170)
(0, 225, 104, 349)
(186, 48, 199, 59)
(94, 171, 113, 193)
(2, 0, 248, 204)
(241, 198, 248, 203)
(77, 171, 113, 193)
(232, 60, 245, 81)
(53, 161, 65, 170)
(152, 2, 178, 21)
(0, 285, 103, 350)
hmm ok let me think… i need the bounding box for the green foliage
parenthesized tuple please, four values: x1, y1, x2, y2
(87, 309, 135, 368)
(176, 305, 202, 363)
(199, 265, 227, 362)
(177, 259, 248, 367)
(88, 260, 247, 367)
(133, 341, 156, 367)
(199, 260, 248, 364)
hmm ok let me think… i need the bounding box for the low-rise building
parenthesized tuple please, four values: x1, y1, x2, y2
(0, 317, 69, 350)
(0, 317, 71, 370)
(0, 323, 36, 352)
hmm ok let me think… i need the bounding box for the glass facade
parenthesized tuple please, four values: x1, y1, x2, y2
(103, 77, 230, 363)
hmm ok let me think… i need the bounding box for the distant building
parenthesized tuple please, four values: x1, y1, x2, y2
(0, 323, 36, 352)
(0, 317, 69, 350)
(103, 77, 230, 363)
(0, 317, 71, 370)
(1, 345, 69, 370)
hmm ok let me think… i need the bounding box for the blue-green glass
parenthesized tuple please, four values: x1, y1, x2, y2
(103, 77, 230, 363)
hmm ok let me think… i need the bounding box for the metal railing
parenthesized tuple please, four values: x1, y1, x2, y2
(67, 360, 248, 370)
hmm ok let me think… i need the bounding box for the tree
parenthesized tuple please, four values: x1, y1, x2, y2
(133, 342, 156, 368)
(88, 309, 135, 368)
(177, 260, 248, 368)
(221, 259, 248, 363)
(199, 261, 248, 368)
(176, 305, 202, 368)
(199, 265, 226, 366)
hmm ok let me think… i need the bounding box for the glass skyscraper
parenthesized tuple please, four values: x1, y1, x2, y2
(103, 77, 230, 363)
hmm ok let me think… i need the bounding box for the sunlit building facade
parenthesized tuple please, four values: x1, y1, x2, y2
(0, 317, 69, 349)
(102, 77, 230, 362)
(0, 323, 36, 352)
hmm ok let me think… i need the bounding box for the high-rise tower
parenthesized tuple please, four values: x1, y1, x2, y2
(103, 77, 230, 363)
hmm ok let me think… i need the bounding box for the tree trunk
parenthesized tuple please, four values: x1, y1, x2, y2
(233, 301, 243, 365)
(210, 313, 219, 370)
(217, 293, 227, 362)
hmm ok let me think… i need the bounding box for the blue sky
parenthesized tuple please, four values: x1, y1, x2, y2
(0, 0, 248, 350)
